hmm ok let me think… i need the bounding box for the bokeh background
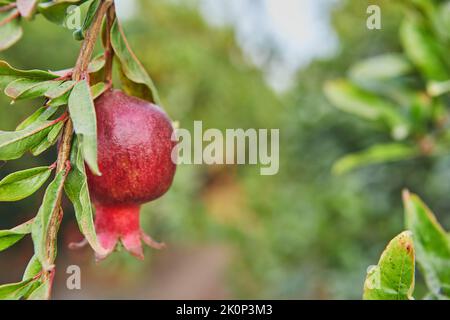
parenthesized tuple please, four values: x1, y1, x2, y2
(0, 0, 449, 299)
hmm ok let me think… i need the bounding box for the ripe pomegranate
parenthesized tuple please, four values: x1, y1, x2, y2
(86, 89, 176, 260)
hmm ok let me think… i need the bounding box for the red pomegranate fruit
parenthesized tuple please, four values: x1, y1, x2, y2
(86, 89, 176, 260)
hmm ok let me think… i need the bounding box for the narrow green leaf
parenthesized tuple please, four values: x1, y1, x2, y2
(400, 17, 449, 81)
(50, 54, 105, 78)
(20, 255, 42, 299)
(363, 231, 415, 300)
(0, 278, 36, 300)
(68, 80, 100, 175)
(31, 170, 66, 270)
(73, 0, 100, 40)
(0, 166, 52, 201)
(45, 80, 76, 99)
(16, 106, 59, 131)
(324, 80, 409, 140)
(332, 143, 418, 175)
(403, 190, 450, 299)
(427, 80, 450, 97)
(65, 136, 107, 256)
(30, 121, 64, 156)
(27, 278, 51, 300)
(111, 20, 161, 105)
(88, 53, 106, 73)
(22, 255, 42, 281)
(38, 0, 89, 26)
(0, 60, 58, 91)
(0, 119, 61, 160)
(349, 53, 413, 82)
(0, 219, 33, 251)
(0, 11, 22, 51)
(5, 78, 63, 100)
(47, 91, 70, 107)
(91, 82, 107, 99)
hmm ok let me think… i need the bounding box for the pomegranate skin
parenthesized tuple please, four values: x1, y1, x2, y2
(86, 89, 176, 259)
(87, 89, 176, 204)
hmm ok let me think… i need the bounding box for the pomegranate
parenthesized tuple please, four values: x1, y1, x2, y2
(86, 89, 176, 260)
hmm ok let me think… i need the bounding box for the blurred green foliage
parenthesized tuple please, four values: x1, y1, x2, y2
(0, 0, 449, 299)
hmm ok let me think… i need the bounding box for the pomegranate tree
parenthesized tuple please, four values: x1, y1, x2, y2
(0, 0, 174, 299)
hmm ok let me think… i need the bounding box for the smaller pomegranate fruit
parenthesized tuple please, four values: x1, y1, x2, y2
(86, 89, 176, 259)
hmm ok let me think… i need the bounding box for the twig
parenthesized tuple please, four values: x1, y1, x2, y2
(0, 3, 16, 13)
(104, 3, 116, 85)
(43, 0, 114, 285)
(0, 9, 19, 27)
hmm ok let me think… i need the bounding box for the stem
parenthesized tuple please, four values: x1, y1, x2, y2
(0, 9, 19, 27)
(104, 3, 116, 85)
(44, 0, 114, 282)
(0, 3, 16, 13)
(72, 0, 114, 82)
(55, 0, 112, 174)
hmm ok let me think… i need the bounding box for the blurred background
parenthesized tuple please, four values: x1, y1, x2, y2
(0, 0, 449, 299)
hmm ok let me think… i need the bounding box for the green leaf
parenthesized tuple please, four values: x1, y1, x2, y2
(0, 219, 33, 251)
(16, 105, 59, 131)
(45, 80, 76, 99)
(38, 0, 89, 26)
(427, 80, 450, 97)
(17, 0, 39, 19)
(111, 20, 161, 105)
(0, 119, 62, 160)
(16, 105, 65, 157)
(50, 54, 105, 79)
(363, 231, 415, 300)
(68, 80, 100, 175)
(324, 80, 409, 140)
(0, 11, 22, 51)
(0, 278, 36, 300)
(47, 90, 70, 107)
(403, 190, 450, 299)
(22, 255, 42, 281)
(5, 78, 63, 100)
(0, 60, 58, 91)
(65, 136, 107, 256)
(91, 81, 107, 99)
(30, 121, 64, 156)
(27, 277, 51, 300)
(0, 166, 53, 201)
(32, 170, 66, 270)
(349, 53, 413, 82)
(73, 0, 100, 40)
(88, 53, 106, 73)
(332, 143, 419, 175)
(400, 17, 449, 81)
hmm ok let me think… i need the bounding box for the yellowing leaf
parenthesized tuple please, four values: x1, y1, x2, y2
(363, 231, 415, 300)
(403, 190, 450, 299)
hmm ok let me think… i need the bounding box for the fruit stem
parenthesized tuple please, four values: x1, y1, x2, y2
(104, 2, 116, 86)
(43, 0, 114, 292)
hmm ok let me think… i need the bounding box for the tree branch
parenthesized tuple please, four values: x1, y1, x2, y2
(44, 0, 114, 283)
